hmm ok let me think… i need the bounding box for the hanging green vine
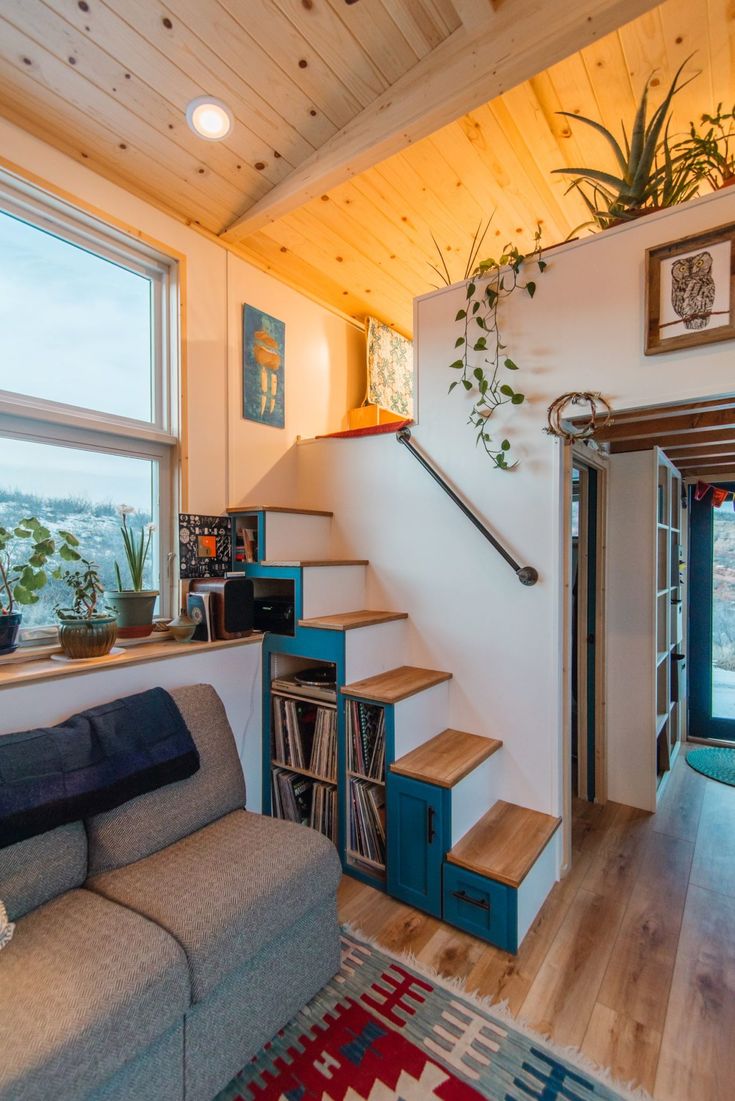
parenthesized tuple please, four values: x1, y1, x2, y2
(435, 226, 546, 470)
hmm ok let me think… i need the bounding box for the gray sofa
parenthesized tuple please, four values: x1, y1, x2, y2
(0, 684, 342, 1101)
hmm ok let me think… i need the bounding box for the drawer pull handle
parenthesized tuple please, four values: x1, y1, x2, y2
(427, 806, 436, 844)
(452, 889, 490, 912)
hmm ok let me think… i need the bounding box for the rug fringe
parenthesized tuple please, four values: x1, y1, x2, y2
(341, 922, 654, 1101)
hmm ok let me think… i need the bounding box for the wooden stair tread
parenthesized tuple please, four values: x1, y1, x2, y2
(226, 505, 332, 516)
(299, 610, 408, 631)
(342, 665, 452, 704)
(260, 559, 368, 567)
(390, 729, 503, 788)
(447, 800, 561, 888)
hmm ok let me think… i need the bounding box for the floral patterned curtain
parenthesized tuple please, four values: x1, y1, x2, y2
(366, 317, 414, 418)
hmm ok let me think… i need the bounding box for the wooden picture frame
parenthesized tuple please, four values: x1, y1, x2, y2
(645, 222, 735, 355)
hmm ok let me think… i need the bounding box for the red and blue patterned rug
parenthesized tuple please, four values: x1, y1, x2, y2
(216, 930, 643, 1101)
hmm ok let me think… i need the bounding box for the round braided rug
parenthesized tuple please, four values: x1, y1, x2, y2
(686, 746, 735, 786)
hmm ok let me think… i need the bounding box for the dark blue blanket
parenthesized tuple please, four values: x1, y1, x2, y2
(0, 688, 199, 848)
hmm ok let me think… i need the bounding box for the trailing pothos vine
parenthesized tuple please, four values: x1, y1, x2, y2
(433, 225, 546, 470)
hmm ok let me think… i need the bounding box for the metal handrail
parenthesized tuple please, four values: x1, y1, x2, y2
(396, 428, 538, 586)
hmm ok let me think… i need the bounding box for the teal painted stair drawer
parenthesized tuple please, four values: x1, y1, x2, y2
(442, 863, 518, 953)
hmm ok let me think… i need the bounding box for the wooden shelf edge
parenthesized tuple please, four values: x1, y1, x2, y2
(226, 505, 333, 516)
(342, 665, 453, 704)
(0, 634, 263, 691)
(390, 730, 503, 788)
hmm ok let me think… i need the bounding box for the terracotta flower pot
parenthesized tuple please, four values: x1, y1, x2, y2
(104, 590, 159, 639)
(57, 615, 118, 659)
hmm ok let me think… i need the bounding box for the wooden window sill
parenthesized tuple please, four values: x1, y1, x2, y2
(0, 634, 263, 691)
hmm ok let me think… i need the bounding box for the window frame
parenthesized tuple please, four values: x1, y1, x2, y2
(0, 170, 180, 638)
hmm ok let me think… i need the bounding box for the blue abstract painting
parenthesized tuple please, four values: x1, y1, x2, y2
(243, 305, 285, 428)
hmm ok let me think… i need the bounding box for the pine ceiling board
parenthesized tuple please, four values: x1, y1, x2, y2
(272, 205, 420, 307)
(24, 0, 276, 203)
(272, 0, 389, 105)
(707, 0, 735, 109)
(545, 52, 623, 178)
(378, 0, 457, 56)
(617, 5, 668, 98)
(216, 0, 363, 126)
(462, 100, 573, 241)
(527, 70, 600, 173)
(44, 0, 303, 182)
(430, 115, 557, 244)
(450, 0, 496, 29)
(324, 0, 422, 85)
(580, 31, 638, 139)
(658, 0, 714, 130)
(0, 22, 241, 226)
(163, 0, 338, 148)
(235, 231, 375, 327)
(315, 177, 439, 289)
(0, 68, 227, 232)
(498, 83, 592, 230)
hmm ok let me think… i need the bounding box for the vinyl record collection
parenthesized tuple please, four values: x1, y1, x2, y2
(348, 778, 386, 867)
(272, 695, 337, 781)
(271, 767, 337, 843)
(346, 700, 387, 868)
(346, 699, 385, 780)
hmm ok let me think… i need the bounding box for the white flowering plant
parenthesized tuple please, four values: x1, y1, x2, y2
(113, 505, 156, 592)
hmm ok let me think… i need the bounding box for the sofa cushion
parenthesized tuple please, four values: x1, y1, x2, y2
(86, 684, 246, 875)
(0, 821, 87, 921)
(87, 809, 342, 1002)
(0, 888, 190, 1101)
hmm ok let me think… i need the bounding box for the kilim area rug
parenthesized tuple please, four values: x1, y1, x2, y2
(215, 927, 649, 1101)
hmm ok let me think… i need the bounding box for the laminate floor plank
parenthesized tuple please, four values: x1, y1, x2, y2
(594, 831, 694, 1031)
(654, 884, 735, 1101)
(582, 1004, 661, 1094)
(652, 755, 707, 841)
(689, 779, 735, 898)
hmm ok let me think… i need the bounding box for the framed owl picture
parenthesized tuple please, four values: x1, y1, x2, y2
(645, 223, 735, 355)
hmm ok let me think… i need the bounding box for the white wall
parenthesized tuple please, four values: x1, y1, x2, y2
(295, 186, 735, 819)
(0, 117, 361, 797)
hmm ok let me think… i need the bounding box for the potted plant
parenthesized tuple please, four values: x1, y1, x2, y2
(552, 59, 699, 230)
(54, 533, 118, 658)
(676, 103, 735, 191)
(104, 505, 159, 638)
(0, 517, 56, 654)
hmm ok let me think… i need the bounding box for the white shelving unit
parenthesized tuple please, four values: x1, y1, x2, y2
(607, 447, 684, 811)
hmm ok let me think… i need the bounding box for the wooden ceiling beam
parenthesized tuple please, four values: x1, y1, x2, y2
(677, 465, 735, 478)
(610, 428, 735, 453)
(595, 407, 735, 443)
(451, 0, 498, 28)
(588, 395, 735, 426)
(663, 443, 735, 463)
(220, 0, 658, 241)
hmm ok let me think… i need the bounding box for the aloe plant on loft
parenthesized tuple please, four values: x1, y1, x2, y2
(553, 58, 700, 231)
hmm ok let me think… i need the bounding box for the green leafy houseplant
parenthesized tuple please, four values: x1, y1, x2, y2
(677, 103, 735, 190)
(0, 517, 56, 654)
(54, 533, 118, 658)
(552, 58, 698, 230)
(434, 224, 545, 470)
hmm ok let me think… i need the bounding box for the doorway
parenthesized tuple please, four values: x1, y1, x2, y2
(689, 481, 735, 742)
(570, 453, 606, 803)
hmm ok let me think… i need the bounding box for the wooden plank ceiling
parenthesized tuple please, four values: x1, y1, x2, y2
(0, 0, 731, 334)
(590, 397, 735, 478)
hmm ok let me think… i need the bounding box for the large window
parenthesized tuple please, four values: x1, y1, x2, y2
(0, 171, 178, 638)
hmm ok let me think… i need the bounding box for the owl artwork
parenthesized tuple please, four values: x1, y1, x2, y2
(670, 251, 716, 330)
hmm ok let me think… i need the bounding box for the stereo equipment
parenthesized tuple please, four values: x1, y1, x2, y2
(253, 595, 294, 635)
(188, 577, 254, 640)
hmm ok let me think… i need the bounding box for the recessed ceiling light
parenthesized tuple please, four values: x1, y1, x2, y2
(185, 97, 233, 141)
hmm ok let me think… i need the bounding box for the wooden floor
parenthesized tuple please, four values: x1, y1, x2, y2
(338, 753, 735, 1100)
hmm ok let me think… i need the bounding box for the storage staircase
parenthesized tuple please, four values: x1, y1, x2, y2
(235, 504, 561, 955)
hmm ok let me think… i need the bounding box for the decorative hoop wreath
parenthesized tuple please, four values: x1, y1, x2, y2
(545, 392, 613, 443)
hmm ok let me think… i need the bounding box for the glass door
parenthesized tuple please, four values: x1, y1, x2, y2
(689, 482, 735, 740)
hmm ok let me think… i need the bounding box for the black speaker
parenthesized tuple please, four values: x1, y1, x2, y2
(188, 577, 254, 639)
